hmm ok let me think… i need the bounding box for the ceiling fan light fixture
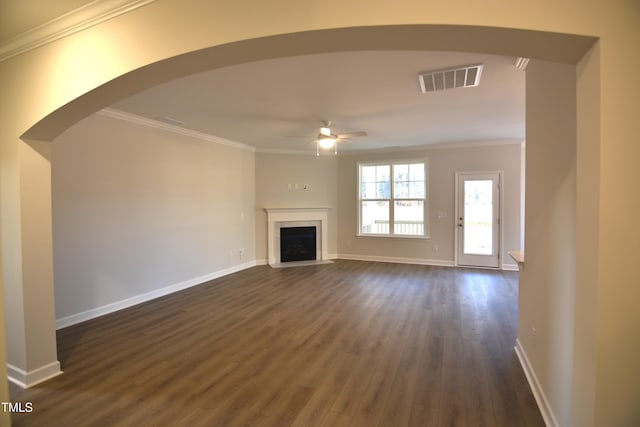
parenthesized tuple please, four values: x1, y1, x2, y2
(318, 136, 337, 149)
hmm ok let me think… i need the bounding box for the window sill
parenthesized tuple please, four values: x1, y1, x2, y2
(356, 233, 431, 240)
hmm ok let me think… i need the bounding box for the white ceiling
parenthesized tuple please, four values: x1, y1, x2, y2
(112, 50, 525, 153)
(1, 2, 525, 153)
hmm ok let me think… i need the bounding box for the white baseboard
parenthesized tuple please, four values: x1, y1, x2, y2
(8, 361, 62, 389)
(501, 262, 519, 271)
(514, 338, 558, 427)
(338, 253, 455, 267)
(56, 260, 258, 329)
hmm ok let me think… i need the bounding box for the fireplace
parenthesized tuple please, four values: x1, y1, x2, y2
(280, 226, 317, 262)
(264, 208, 330, 266)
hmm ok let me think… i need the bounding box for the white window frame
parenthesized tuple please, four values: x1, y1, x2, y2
(357, 159, 430, 239)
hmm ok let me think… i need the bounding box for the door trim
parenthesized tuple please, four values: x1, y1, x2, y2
(454, 171, 504, 269)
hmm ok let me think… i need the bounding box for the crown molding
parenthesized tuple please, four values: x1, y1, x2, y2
(98, 108, 256, 152)
(96, 110, 521, 156)
(338, 138, 525, 156)
(256, 147, 319, 156)
(0, 0, 158, 62)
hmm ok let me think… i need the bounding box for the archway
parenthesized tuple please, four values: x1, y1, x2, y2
(22, 25, 594, 142)
(9, 23, 599, 426)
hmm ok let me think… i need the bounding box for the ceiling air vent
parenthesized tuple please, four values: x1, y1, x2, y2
(418, 64, 484, 93)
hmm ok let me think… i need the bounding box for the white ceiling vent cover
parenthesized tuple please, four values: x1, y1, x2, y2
(418, 64, 484, 93)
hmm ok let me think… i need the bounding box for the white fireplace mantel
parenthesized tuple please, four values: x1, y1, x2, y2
(265, 208, 330, 266)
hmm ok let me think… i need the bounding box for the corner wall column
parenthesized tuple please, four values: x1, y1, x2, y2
(2, 138, 61, 388)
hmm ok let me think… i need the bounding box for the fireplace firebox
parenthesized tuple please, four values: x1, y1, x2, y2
(280, 226, 317, 262)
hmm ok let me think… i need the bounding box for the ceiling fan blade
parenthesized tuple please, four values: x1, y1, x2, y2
(337, 131, 367, 138)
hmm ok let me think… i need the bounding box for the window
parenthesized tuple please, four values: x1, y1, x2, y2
(358, 160, 428, 237)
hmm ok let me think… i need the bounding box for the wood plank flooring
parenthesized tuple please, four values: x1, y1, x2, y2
(9, 260, 544, 426)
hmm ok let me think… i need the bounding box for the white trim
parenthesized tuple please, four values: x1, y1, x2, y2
(7, 361, 62, 389)
(501, 263, 519, 271)
(338, 139, 523, 156)
(515, 338, 558, 427)
(256, 148, 318, 156)
(256, 140, 523, 156)
(520, 141, 526, 249)
(357, 160, 429, 238)
(454, 171, 503, 268)
(56, 261, 257, 329)
(264, 208, 330, 265)
(98, 108, 256, 152)
(0, 0, 158, 62)
(338, 253, 455, 267)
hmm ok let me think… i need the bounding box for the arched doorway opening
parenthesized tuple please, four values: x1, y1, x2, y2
(11, 23, 598, 426)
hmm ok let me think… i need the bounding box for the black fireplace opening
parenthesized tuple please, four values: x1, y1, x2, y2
(280, 226, 317, 262)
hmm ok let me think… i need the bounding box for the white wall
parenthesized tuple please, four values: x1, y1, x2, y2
(52, 112, 255, 325)
(337, 143, 522, 267)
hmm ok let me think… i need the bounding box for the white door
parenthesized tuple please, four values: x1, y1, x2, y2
(456, 172, 501, 268)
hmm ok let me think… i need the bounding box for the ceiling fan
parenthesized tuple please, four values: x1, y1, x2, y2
(315, 121, 367, 155)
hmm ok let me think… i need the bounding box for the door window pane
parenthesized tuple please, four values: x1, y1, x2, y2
(463, 180, 493, 255)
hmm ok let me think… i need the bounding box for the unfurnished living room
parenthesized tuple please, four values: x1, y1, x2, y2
(1, 1, 638, 427)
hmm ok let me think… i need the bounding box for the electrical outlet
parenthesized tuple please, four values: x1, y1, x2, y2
(432, 244, 439, 252)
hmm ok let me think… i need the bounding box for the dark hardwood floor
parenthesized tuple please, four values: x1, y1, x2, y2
(10, 260, 544, 426)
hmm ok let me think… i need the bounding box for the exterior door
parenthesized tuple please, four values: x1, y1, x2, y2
(456, 172, 501, 268)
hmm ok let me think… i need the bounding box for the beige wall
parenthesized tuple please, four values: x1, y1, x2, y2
(337, 143, 522, 267)
(255, 152, 338, 261)
(521, 59, 577, 427)
(1, 1, 639, 426)
(52, 112, 255, 322)
(255, 144, 520, 267)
